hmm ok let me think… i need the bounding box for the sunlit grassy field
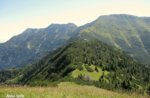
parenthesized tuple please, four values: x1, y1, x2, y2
(0, 82, 148, 98)
(71, 65, 109, 81)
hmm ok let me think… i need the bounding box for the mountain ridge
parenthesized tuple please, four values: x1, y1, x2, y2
(0, 23, 77, 68)
(0, 14, 150, 69)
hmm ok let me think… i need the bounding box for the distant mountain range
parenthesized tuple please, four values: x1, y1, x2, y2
(0, 14, 150, 68)
(0, 23, 77, 68)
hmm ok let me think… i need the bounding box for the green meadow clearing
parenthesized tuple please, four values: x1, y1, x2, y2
(0, 82, 148, 98)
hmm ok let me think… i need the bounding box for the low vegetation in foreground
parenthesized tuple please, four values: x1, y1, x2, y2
(0, 82, 148, 98)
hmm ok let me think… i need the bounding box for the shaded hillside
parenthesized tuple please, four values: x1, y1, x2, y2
(17, 39, 150, 92)
(0, 68, 19, 83)
(0, 23, 77, 68)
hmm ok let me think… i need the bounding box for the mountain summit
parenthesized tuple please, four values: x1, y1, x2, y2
(76, 14, 150, 63)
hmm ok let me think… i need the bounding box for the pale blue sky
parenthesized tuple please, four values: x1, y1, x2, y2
(0, 0, 150, 42)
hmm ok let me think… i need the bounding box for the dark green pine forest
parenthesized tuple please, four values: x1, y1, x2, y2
(1, 39, 150, 94)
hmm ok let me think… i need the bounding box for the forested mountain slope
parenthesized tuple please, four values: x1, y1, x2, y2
(15, 39, 150, 93)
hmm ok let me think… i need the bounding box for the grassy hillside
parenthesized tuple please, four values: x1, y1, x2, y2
(76, 14, 150, 63)
(0, 82, 148, 98)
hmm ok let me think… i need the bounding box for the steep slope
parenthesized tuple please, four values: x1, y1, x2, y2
(17, 39, 150, 92)
(76, 14, 150, 63)
(0, 23, 77, 68)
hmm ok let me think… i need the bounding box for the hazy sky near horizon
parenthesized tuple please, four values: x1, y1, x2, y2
(0, 0, 150, 42)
